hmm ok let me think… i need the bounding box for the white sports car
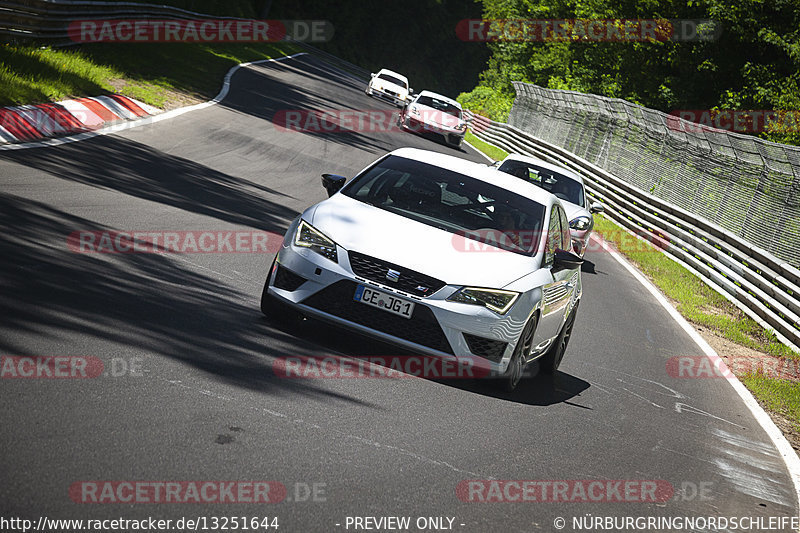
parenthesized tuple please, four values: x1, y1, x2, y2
(261, 148, 584, 391)
(493, 154, 604, 256)
(398, 91, 467, 148)
(365, 69, 411, 107)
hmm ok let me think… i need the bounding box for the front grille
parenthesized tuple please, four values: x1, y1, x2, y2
(463, 333, 508, 363)
(273, 265, 307, 291)
(348, 251, 446, 298)
(302, 280, 453, 354)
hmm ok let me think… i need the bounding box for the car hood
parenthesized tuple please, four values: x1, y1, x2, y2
(375, 80, 407, 95)
(308, 194, 539, 288)
(414, 105, 463, 127)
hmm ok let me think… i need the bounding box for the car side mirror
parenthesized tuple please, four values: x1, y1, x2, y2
(490, 160, 501, 168)
(370, 72, 376, 77)
(321, 174, 347, 197)
(553, 249, 584, 271)
(590, 202, 605, 214)
(408, 88, 414, 94)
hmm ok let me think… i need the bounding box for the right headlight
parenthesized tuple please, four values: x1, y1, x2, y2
(294, 220, 338, 262)
(569, 216, 592, 231)
(447, 287, 520, 314)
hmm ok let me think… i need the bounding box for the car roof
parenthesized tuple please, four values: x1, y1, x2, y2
(415, 91, 461, 108)
(389, 148, 558, 209)
(376, 69, 408, 82)
(500, 153, 585, 184)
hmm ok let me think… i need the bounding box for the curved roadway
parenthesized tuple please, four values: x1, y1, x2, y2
(0, 54, 796, 531)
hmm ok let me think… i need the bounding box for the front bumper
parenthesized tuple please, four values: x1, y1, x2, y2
(266, 238, 532, 375)
(366, 86, 407, 107)
(402, 116, 465, 146)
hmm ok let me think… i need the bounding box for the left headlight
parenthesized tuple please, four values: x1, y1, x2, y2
(447, 287, 520, 314)
(294, 220, 338, 262)
(569, 216, 592, 231)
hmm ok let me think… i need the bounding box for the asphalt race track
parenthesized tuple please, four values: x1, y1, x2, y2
(0, 54, 797, 532)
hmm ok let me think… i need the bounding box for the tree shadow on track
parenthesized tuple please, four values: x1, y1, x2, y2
(0, 136, 296, 233)
(221, 56, 398, 156)
(221, 54, 479, 160)
(0, 193, 382, 408)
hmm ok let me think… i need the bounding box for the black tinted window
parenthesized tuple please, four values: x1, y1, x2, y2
(497, 160, 585, 207)
(341, 155, 546, 255)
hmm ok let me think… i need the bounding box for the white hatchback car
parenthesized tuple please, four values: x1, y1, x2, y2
(493, 154, 604, 256)
(260, 148, 584, 391)
(398, 91, 467, 148)
(365, 69, 411, 107)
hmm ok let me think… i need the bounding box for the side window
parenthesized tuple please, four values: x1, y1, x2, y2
(558, 206, 571, 252)
(545, 207, 561, 265)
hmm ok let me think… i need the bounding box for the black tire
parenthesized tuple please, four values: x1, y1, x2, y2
(540, 305, 578, 374)
(497, 314, 538, 392)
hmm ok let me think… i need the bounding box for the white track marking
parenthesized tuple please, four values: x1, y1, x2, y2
(0, 52, 308, 151)
(592, 232, 800, 516)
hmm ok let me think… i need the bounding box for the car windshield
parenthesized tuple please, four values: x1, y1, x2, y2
(415, 95, 461, 118)
(341, 155, 546, 255)
(497, 160, 585, 207)
(378, 73, 407, 88)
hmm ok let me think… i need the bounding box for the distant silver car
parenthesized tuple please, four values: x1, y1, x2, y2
(493, 154, 604, 256)
(398, 90, 467, 147)
(261, 148, 584, 391)
(366, 69, 411, 107)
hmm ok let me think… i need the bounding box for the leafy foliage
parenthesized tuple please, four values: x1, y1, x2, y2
(464, 0, 800, 144)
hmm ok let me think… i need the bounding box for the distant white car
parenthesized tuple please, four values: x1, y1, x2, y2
(493, 154, 604, 256)
(398, 90, 467, 148)
(365, 69, 411, 107)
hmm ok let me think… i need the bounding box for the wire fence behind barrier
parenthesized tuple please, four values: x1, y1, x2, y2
(508, 82, 800, 268)
(464, 109, 800, 351)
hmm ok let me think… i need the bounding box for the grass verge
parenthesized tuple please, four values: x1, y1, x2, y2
(741, 373, 800, 436)
(464, 130, 507, 162)
(593, 217, 800, 441)
(592, 216, 796, 359)
(466, 134, 800, 447)
(0, 41, 300, 108)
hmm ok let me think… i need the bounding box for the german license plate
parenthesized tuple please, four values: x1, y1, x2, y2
(353, 285, 414, 319)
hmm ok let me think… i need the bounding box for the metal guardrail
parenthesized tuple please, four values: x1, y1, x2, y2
(509, 82, 800, 270)
(466, 110, 800, 352)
